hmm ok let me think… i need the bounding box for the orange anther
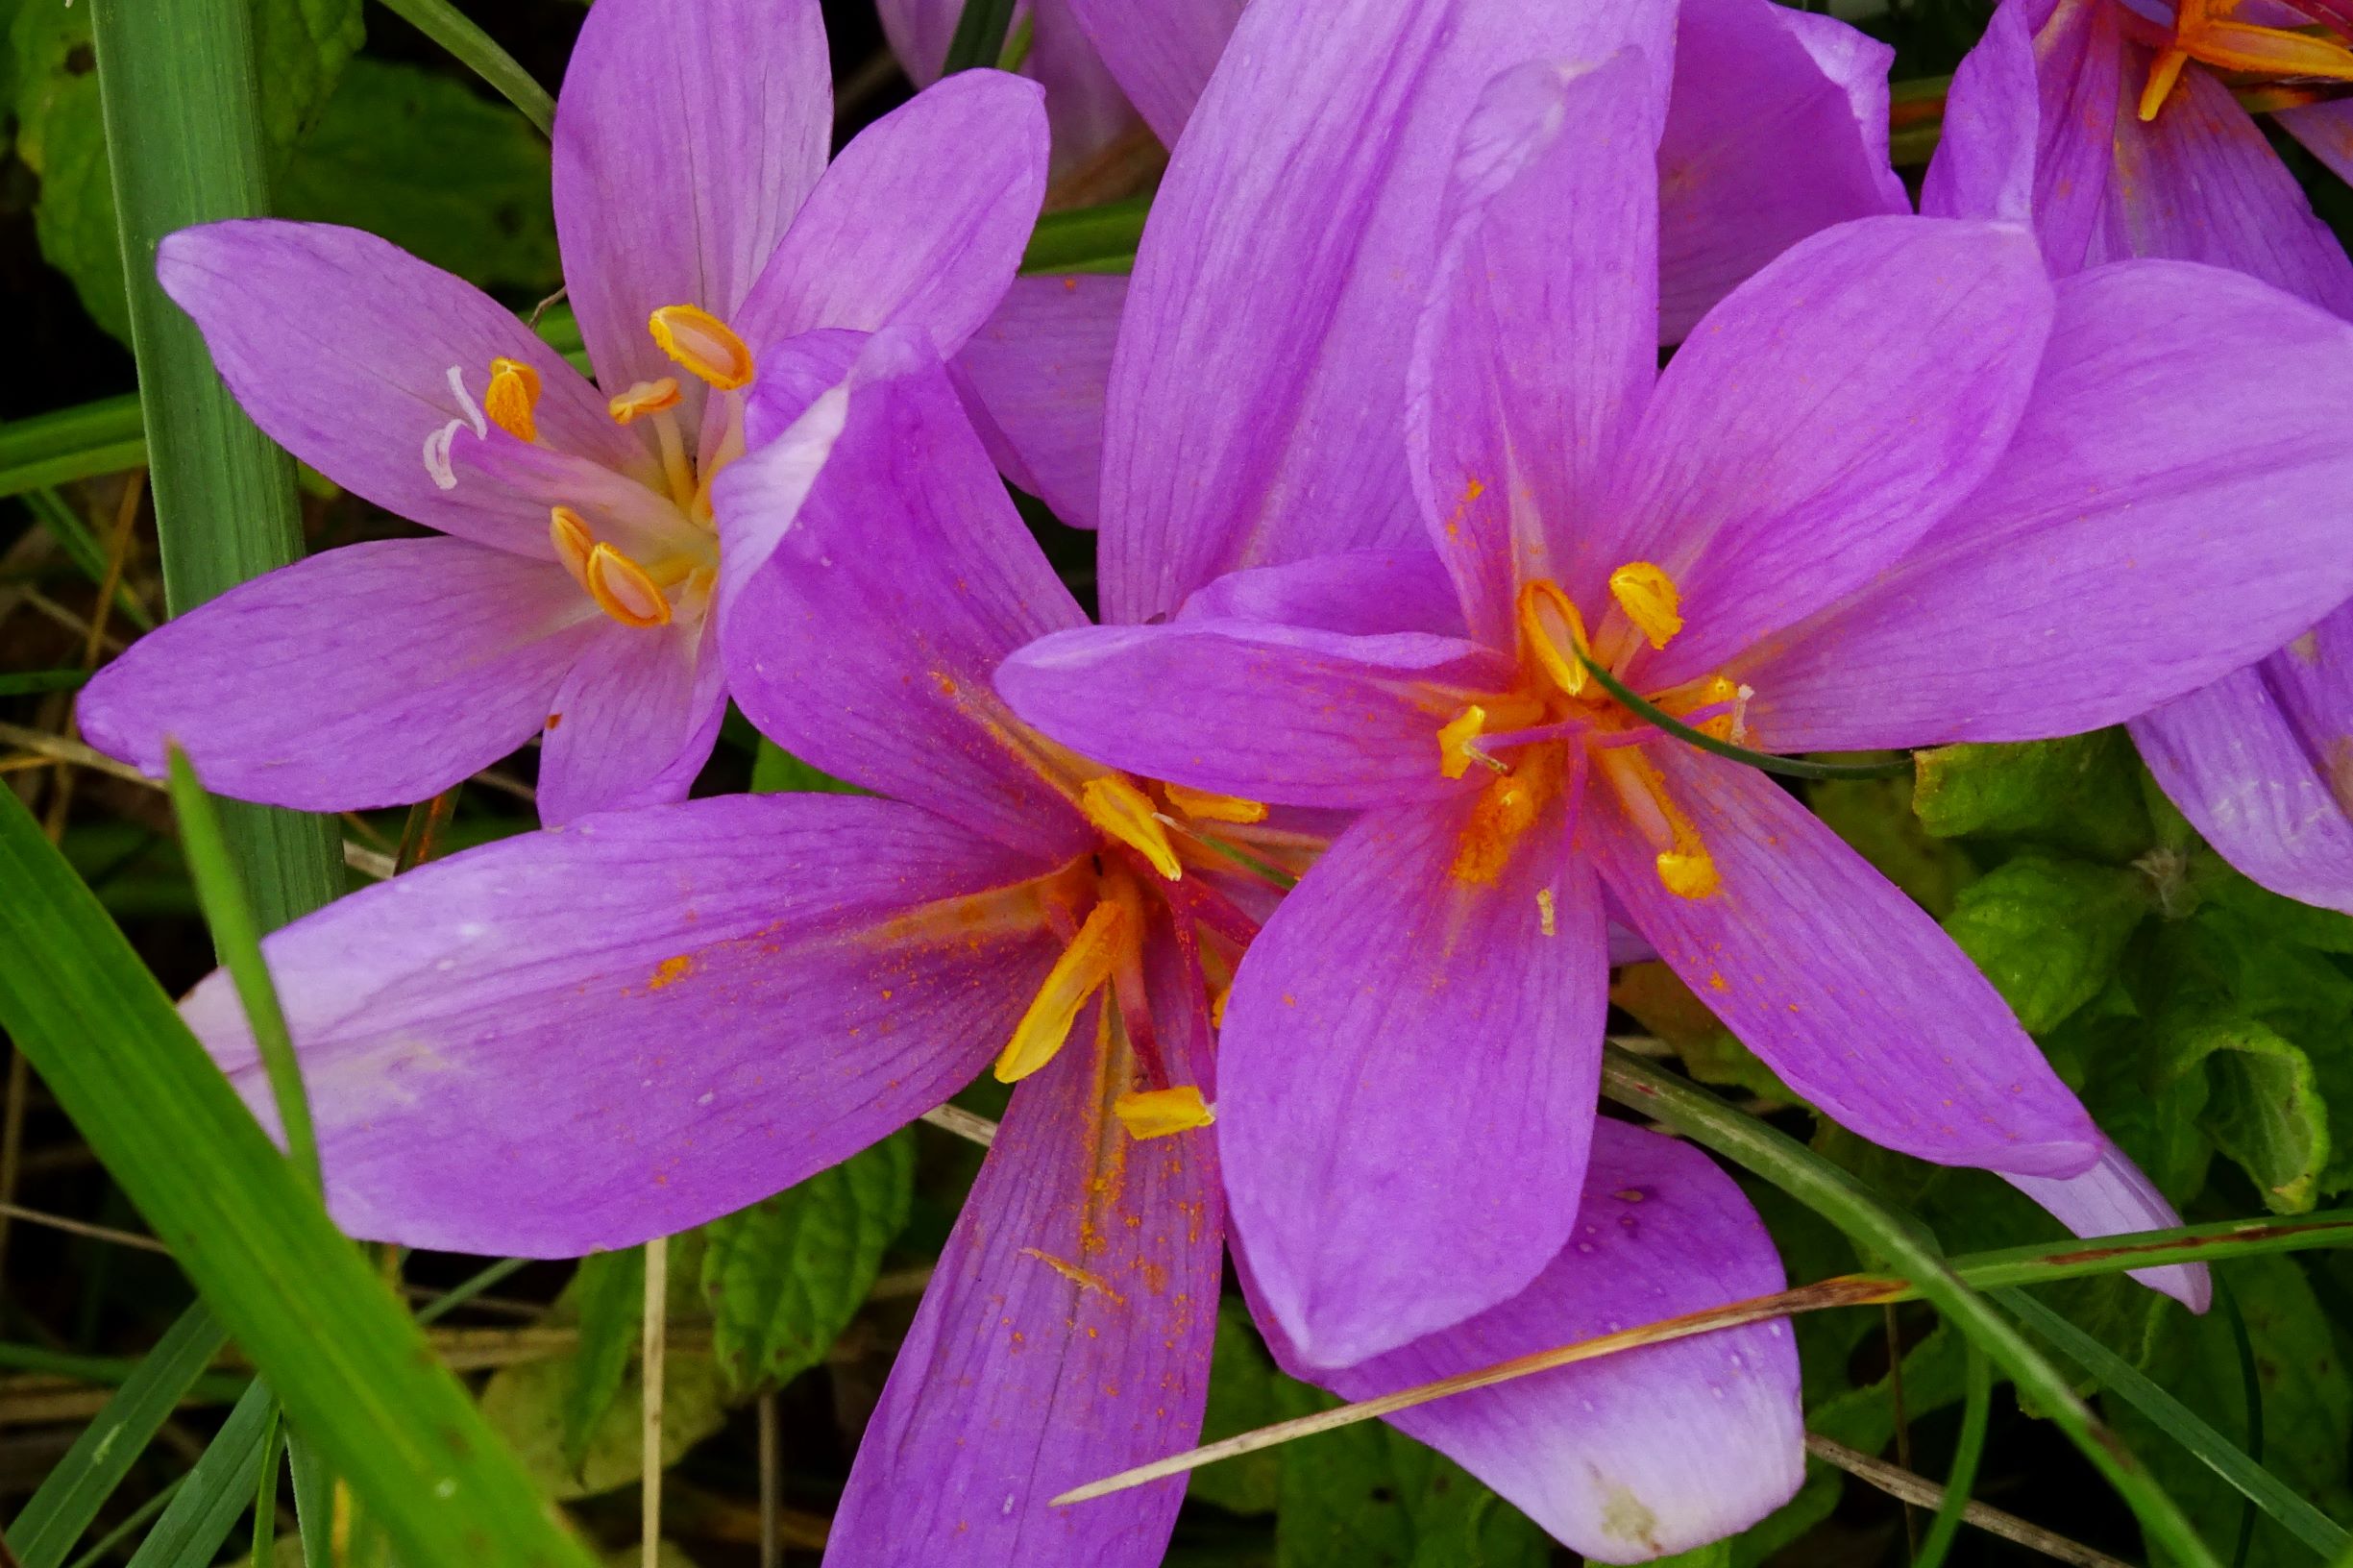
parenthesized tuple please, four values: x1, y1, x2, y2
(584, 543, 672, 627)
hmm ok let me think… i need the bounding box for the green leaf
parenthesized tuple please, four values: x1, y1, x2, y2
(1021, 196, 1151, 274)
(749, 737, 865, 796)
(1808, 772, 1977, 919)
(1271, 1378, 1548, 1568)
(1940, 854, 2149, 1033)
(1191, 1298, 1286, 1518)
(0, 791, 596, 1568)
(699, 1133, 913, 1396)
(278, 60, 557, 293)
(2156, 999, 2331, 1215)
(1913, 730, 2155, 862)
(480, 1352, 728, 1504)
(371, 0, 553, 135)
(123, 1382, 277, 1568)
(5, 1302, 230, 1568)
(561, 1250, 645, 1478)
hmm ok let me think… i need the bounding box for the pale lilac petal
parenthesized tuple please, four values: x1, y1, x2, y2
(997, 620, 1505, 809)
(1061, 0, 1242, 147)
(950, 274, 1126, 529)
(2276, 96, 2353, 189)
(1592, 747, 2100, 1179)
(1303, 1121, 1803, 1561)
(874, 0, 958, 86)
(735, 72, 1048, 356)
(1920, 0, 2037, 224)
(1606, 216, 2055, 688)
(182, 796, 1062, 1255)
(1176, 551, 1467, 637)
(713, 329, 1095, 862)
(1409, 52, 1663, 649)
(2133, 615, 2353, 916)
(2005, 1137, 2213, 1309)
(79, 539, 598, 812)
(1655, 0, 1907, 341)
(1026, 0, 1148, 180)
(1742, 261, 2353, 750)
(1220, 795, 1608, 1367)
(1098, 0, 1676, 623)
(2096, 55, 2353, 316)
(2017, 0, 2126, 274)
(535, 617, 729, 825)
(157, 221, 640, 552)
(551, 0, 830, 394)
(830, 1003, 1220, 1566)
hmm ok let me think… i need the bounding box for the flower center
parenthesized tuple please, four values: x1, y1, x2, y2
(1437, 565, 1746, 900)
(2125, 0, 2353, 119)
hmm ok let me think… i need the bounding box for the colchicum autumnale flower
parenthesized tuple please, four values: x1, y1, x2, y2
(76, 0, 1046, 824)
(1929, 0, 2353, 912)
(999, 40, 2353, 1377)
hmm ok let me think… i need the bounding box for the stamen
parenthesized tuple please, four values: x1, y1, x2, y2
(549, 506, 595, 587)
(423, 365, 489, 490)
(995, 899, 1129, 1082)
(584, 543, 673, 627)
(1595, 748, 1721, 900)
(649, 305, 755, 391)
(484, 357, 541, 443)
(2139, 46, 2192, 119)
(1164, 782, 1268, 824)
(1113, 1087, 1215, 1140)
(1607, 561, 1684, 651)
(609, 378, 696, 508)
(1517, 579, 1591, 698)
(1438, 705, 1489, 780)
(607, 377, 682, 423)
(1081, 776, 1184, 881)
(1654, 674, 1740, 741)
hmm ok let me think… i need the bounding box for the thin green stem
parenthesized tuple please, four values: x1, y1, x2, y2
(372, 0, 554, 135)
(943, 0, 1020, 74)
(1577, 652, 1913, 780)
(1914, 1342, 1992, 1568)
(2223, 1284, 2263, 1568)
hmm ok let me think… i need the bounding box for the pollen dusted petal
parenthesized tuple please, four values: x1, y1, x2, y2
(649, 304, 756, 391)
(583, 543, 672, 627)
(1164, 781, 1268, 824)
(484, 356, 541, 442)
(996, 898, 1127, 1083)
(1080, 774, 1185, 880)
(1607, 561, 1683, 650)
(1113, 1085, 1215, 1139)
(1518, 579, 1590, 699)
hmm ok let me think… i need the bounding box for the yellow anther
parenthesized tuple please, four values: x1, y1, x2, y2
(2139, 0, 2353, 120)
(1081, 775, 1184, 881)
(549, 506, 595, 587)
(1164, 782, 1268, 824)
(584, 543, 673, 627)
(1656, 847, 1722, 900)
(607, 377, 683, 424)
(1113, 1086, 1216, 1140)
(1608, 561, 1684, 650)
(1518, 579, 1591, 698)
(1596, 748, 1721, 901)
(649, 305, 755, 390)
(2139, 46, 2192, 120)
(996, 899, 1129, 1083)
(484, 357, 541, 443)
(1438, 705, 1487, 781)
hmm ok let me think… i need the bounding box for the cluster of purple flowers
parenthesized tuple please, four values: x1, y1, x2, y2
(75, 0, 2353, 1558)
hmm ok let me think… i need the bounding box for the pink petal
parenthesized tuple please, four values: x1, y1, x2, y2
(1062, 0, 1243, 147)
(2006, 1137, 2213, 1309)
(536, 616, 729, 826)
(951, 274, 1126, 529)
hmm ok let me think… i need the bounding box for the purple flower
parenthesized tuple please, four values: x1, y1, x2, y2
(76, 0, 1047, 824)
(1931, 0, 2353, 912)
(997, 41, 2353, 1369)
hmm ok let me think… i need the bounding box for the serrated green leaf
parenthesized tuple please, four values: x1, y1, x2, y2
(479, 1351, 727, 1504)
(1191, 1298, 1285, 1518)
(1914, 730, 2154, 862)
(277, 59, 556, 293)
(1940, 854, 2149, 1033)
(699, 1133, 912, 1396)
(561, 1249, 645, 1479)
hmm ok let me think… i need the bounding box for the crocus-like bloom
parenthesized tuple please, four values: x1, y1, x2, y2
(1930, 0, 2353, 910)
(77, 0, 1046, 824)
(1000, 41, 2353, 1369)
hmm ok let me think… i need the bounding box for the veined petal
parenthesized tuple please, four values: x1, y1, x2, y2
(1741, 260, 2353, 751)
(157, 221, 636, 552)
(1656, 0, 1908, 342)
(1061, 0, 1242, 147)
(1298, 1120, 1804, 1561)
(876, 0, 1140, 180)
(1410, 51, 1664, 649)
(2020, 0, 2127, 274)
(996, 620, 1507, 809)
(78, 539, 597, 812)
(1219, 795, 1608, 1367)
(713, 329, 1095, 862)
(182, 796, 1065, 1256)
(832, 998, 1220, 1566)
(551, 0, 830, 396)
(2134, 619, 2353, 916)
(536, 615, 729, 826)
(951, 274, 1126, 530)
(1605, 216, 2055, 688)
(2006, 1137, 2213, 1309)
(1098, 0, 1676, 623)
(1922, 0, 2040, 224)
(735, 72, 1048, 358)
(1591, 747, 2101, 1179)
(1176, 551, 1467, 637)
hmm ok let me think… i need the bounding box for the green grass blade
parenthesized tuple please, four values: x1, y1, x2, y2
(1914, 1341, 1992, 1568)
(0, 790, 598, 1568)
(1022, 196, 1150, 275)
(1599, 1046, 2224, 1568)
(251, 1406, 284, 1568)
(167, 747, 318, 1193)
(2000, 1286, 2348, 1558)
(65, 1479, 182, 1568)
(90, 0, 342, 934)
(415, 1256, 531, 1325)
(0, 399, 148, 500)
(123, 1380, 274, 1568)
(287, 1433, 333, 1568)
(1947, 1212, 2353, 1289)
(4, 1302, 230, 1568)
(372, 0, 555, 135)
(0, 670, 93, 698)
(943, 0, 1019, 73)
(21, 487, 156, 632)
